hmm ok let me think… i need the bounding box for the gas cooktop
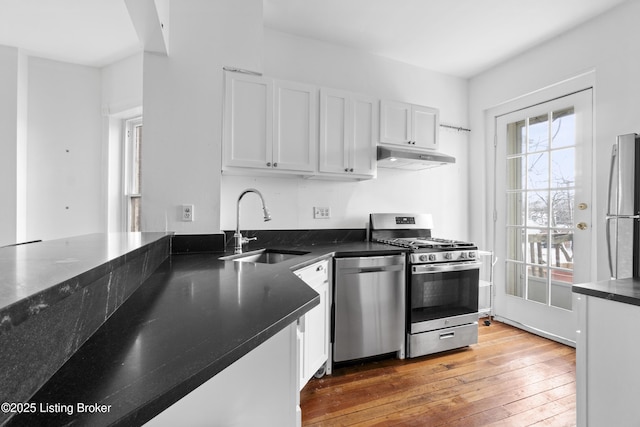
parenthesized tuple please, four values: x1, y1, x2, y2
(369, 213, 476, 252)
(376, 237, 476, 250)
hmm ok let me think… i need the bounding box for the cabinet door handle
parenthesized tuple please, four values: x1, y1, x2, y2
(273, 162, 278, 167)
(266, 162, 271, 167)
(344, 168, 349, 172)
(349, 168, 354, 172)
(316, 265, 324, 271)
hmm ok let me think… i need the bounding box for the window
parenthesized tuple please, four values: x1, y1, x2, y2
(125, 117, 142, 232)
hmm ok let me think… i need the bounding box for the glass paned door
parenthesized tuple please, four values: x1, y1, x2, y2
(494, 90, 592, 344)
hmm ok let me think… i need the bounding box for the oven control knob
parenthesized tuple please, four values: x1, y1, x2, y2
(460, 252, 467, 259)
(444, 253, 452, 260)
(468, 251, 476, 258)
(428, 254, 437, 261)
(419, 255, 428, 262)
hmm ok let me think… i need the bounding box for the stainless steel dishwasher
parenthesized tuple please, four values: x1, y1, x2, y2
(333, 254, 406, 362)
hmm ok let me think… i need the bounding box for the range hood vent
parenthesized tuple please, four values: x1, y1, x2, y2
(377, 146, 455, 170)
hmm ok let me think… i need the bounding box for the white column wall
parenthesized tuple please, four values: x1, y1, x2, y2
(141, 0, 263, 234)
(0, 46, 20, 246)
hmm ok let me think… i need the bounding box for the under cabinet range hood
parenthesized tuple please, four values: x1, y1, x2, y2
(377, 146, 455, 170)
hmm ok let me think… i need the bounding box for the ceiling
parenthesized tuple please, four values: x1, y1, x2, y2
(0, 0, 140, 67)
(0, 0, 629, 77)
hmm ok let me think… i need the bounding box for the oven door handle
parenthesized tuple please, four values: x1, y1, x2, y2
(412, 261, 481, 274)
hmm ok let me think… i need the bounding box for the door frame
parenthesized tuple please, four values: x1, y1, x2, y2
(485, 72, 597, 346)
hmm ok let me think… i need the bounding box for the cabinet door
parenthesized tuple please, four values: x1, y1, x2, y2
(319, 89, 350, 174)
(412, 104, 439, 150)
(295, 259, 330, 389)
(273, 80, 317, 172)
(303, 277, 328, 382)
(579, 296, 640, 426)
(380, 100, 411, 145)
(223, 73, 272, 169)
(297, 318, 306, 391)
(351, 95, 377, 177)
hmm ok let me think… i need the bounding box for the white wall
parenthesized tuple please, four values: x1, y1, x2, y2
(0, 46, 20, 246)
(141, 0, 263, 234)
(102, 53, 143, 115)
(468, 0, 640, 280)
(0, 49, 139, 244)
(219, 29, 471, 240)
(26, 57, 103, 241)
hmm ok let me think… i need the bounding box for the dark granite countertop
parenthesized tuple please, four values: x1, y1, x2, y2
(572, 277, 640, 307)
(7, 238, 406, 426)
(0, 232, 172, 333)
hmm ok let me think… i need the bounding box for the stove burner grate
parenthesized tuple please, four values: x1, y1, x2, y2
(375, 237, 474, 250)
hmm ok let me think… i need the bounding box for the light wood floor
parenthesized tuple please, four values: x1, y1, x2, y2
(301, 320, 576, 426)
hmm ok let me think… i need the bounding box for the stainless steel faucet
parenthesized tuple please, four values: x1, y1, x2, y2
(234, 188, 271, 254)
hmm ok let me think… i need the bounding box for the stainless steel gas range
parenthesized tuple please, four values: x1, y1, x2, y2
(369, 213, 480, 358)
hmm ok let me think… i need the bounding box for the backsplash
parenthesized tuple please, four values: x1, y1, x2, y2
(223, 229, 367, 251)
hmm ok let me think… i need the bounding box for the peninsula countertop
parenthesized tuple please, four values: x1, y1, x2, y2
(572, 277, 640, 307)
(4, 234, 406, 426)
(0, 232, 172, 331)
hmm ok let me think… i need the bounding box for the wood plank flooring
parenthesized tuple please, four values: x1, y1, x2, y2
(301, 320, 576, 426)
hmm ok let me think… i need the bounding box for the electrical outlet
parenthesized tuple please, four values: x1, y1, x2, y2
(313, 207, 331, 219)
(181, 204, 194, 221)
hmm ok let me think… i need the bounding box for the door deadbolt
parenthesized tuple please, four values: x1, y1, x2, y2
(577, 222, 588, 230)
(578, 203, 588, 210)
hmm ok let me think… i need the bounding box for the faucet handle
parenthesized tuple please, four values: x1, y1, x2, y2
(242, 236, 258, 244)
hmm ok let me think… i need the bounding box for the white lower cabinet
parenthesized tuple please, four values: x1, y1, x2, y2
(576, 294, 640, 426)
(295, 258, 330, 390)
(145, 323, 300, 427)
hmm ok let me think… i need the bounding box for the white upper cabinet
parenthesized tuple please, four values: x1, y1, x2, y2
(319, 88, 376, 179)
(380, 100, 439, 150)
(379, 100, 411, 144)
(273, 80, 317, 172)
(412, 104, 439, 150)
(224, 73, 273, 169)
(223, 72, 316, 174)
(223, 72, 442, 179)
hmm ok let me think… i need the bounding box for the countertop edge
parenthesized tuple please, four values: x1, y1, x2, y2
(572, 277, 640, 307)
(0, 232, 173, 334)
(120, 296, 320, 427)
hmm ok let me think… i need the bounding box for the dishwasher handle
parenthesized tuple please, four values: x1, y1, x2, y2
(335, 254, 406, 270)
(357, 266, 400, 273)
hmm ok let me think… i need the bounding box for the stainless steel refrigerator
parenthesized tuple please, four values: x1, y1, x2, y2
(606, 133, 640, 279)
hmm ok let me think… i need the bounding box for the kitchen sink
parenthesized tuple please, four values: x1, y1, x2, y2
(219, 249, 309, 264)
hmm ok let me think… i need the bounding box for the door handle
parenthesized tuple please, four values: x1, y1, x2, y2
(577, 222, 588, 230)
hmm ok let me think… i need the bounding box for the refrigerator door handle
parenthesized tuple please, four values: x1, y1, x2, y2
(606, 144, 618, 278)
(606, 216, 615, 278)
(606, 144, 618, 218)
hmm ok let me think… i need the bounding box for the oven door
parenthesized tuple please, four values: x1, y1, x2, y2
(409, 261, 480, 334)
